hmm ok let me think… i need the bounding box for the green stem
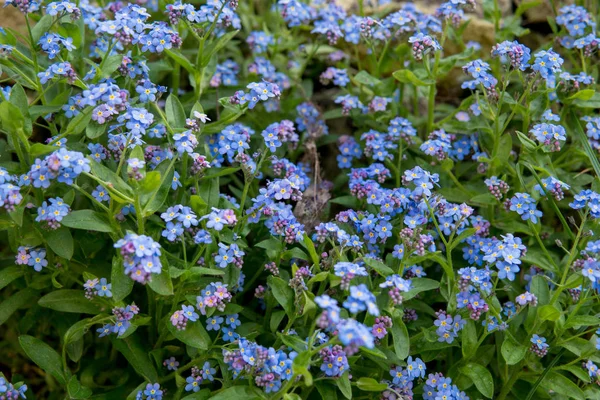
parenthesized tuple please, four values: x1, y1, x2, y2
(550, 213, 588, 304)
(134, 193, 145, 234)
(497, 360, 523, 400)
(528, 221, 560, 272)
(72, 184, 110, 213)
(395, 140, 403, 187)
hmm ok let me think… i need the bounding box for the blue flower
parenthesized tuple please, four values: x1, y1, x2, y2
(171, 171, 182, 190)
(225, 314, 241, 329)
(95, 278, 112, 297)
(334, 262, 367, 278)
(114, 233, 162, 284)
(201, 361, 216, 381)
(531, 334, 549, 349)
(184, 376, 201, 392)
(206, 316, 224, 331)
(143, 383, 163, 400)
(92, 185, 110, 202)
(28, 249, 48, 272)
(136, 80, 158, 102)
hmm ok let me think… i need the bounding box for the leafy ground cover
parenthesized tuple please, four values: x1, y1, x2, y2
(1, 0, 600, 399)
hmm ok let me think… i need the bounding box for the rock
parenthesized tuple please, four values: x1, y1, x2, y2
(0, 1, 27, 35)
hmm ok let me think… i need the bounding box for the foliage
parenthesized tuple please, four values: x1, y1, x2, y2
(1, 0, 600, 399)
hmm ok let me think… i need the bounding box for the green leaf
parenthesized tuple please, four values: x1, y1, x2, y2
(181, 389, 212, 400)
(292, 351, 313, 386)
(353, 71, 381, 86)
(392, 69, 434, 86)
(148, 264, 174, 296)
(165, 94, 186, 129)
(573, 92, 600, 108)
(515, 131, 537, 152)
(558, 365, 591, 383)
(167, 320, 210, 350)
(46, 226, 74, 259)
(111, 256, 133, 302)
(316, 382, 339, 400)
(391, 317, 409, 360)
(111, 335, 158, 382)
(209, 386, 261, 400)
(67, 376, 93, 399)
(30, 143, 58, 157)
(469, 193, 498, 206)
(539, 304, 561, 321)
(88, 159, 134, 202)
(165, 49, 195, 74)
(336, 372, 352, 399)
(0, 266, 24, 290)
(0, 288, 38, 325)
(459, 363, 494, 398)
(363, 257, 394, 276)
(330, 195, 360, 208)
(201, 30, 239, 67)
(542, 371, 585, 400)
(66, 107, 93, 136)
(515, 0, 541, 16)
(501, 334, 527, 365)
(448, 228, 477, 251)
(201, 167, 240, 180)
(270, 310, 286, 332)
(29, 104, 63, 119)
(142, 160, 175, 216)
(462, 320, 478, 359)
(301, 234, 320, 268)
(256, 237, 283, 259)
(38, 289, 101, 314)
(403, 278, 440, 301)
(0, 101, 25, 134)
(99, 55, 123, 78)
(64, 317, 99, 345)
(560, 337, 596, 357)
(356, 377, 387, 392)
(9, 84, 32, 135)
(199, 176, 220, 207)
(494, 134, 512, 166)
(86, 121, 107, 139)
(61, 210, 114, 233)
(31, 14, 53, 42)
(268, 276, 294, 315)
(565, 315, 600, 329)
(568, 89, 595, 101)
(189, 267, 225, 277)
(568, 110, 600, 185)
(19, 335, 69, 384)
(277, 333, 308, 352)
(530, 275, 549, 305)
(361, 346, 387, 359)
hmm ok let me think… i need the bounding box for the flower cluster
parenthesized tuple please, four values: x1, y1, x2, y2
(84, 277, 112, 299)
(0, 376, 27, 399)
(530, 334, 549, 357)
(507, 193, 542, 223)
(114, 233, 162, 284)
(16, 246, 48, 272)
(97, 304, 139, 337)
(230, 81, 281, 109)
(184, 362, 216, 392)
(134, 383, 163, 400)
(222, 339, 296, 393)
(196, 282, 232, 315)
(5, 0, 600, 399)
(27, 149, 90, 189)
